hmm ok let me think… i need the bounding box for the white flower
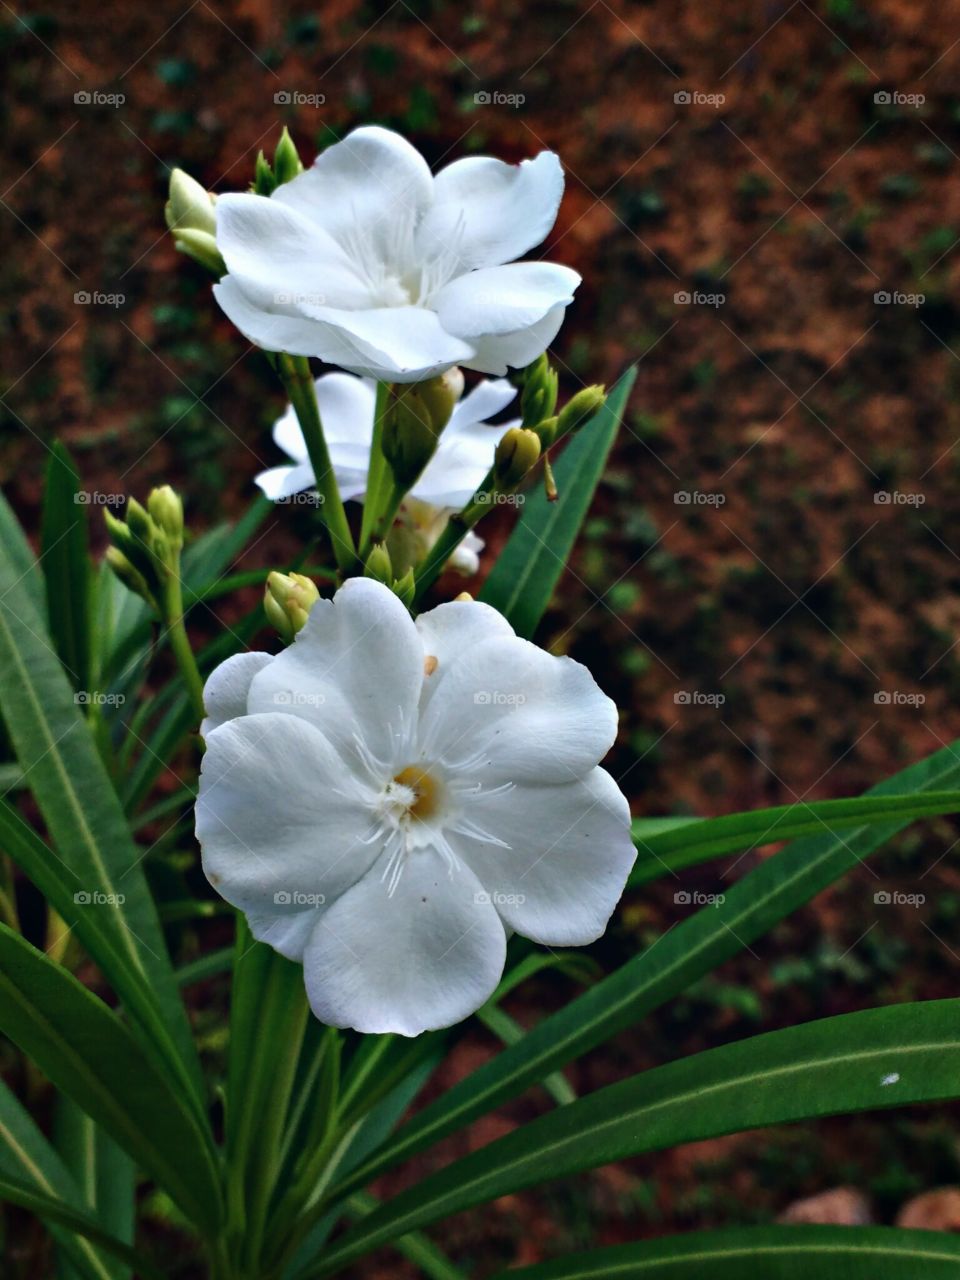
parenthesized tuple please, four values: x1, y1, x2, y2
(195, 579, 635, 1036)
(255, 369, 520, 574)
(212, 126, 580, 382)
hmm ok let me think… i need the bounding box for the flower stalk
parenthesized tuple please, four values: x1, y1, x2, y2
(276, 354, 357, 576)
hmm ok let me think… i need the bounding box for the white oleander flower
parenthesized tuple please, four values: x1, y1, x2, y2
(213, 125, 580, 382)
(195, 579, 634, 1036)
(255, 370, 520, 575)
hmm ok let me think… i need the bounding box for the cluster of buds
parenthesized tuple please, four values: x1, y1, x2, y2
(263, 570, 320, 642)
(382, 368, 464, 489)
(253, 126, 304, 196)
(165, 172, 223, 277)
(104, 486, 185, 614)
(362, 543, 416, 608)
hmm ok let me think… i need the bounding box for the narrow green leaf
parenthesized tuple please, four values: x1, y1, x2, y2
(0, 1078, 121, 1280)
(312, 999, 960, 1272)
(497, 1225, 960, 1279)
(629, 791, 960, 886)
(0, 1173, 163, 1280)
(476, 1005, 575, 1107)
(54, 1095, 134, 1280)
(0, 514, 205, 1110)
(0, 924, 223, 1236)
(41, 442, 92, 693)
(324, 734, 960, 1207)
(479, 368, 637, 636)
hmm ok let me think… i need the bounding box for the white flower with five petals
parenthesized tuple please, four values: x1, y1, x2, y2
(213, 126, 580, 382)
(195, 579, 634, 1036)
(255, 370, 520, 575)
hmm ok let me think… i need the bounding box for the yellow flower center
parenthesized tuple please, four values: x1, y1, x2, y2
(393, 766, 441, 821)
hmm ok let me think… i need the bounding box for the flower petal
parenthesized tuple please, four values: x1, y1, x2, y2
(215, 192, 370, 310)
(446, 377, 518, 432)
(200, 651, 273, 738)
(420, 634, 618, 783)
(273, 126, 434, 256)
(417, 151, 565, 271)
(434, 263, 581, 339)
(416, 599, 514, 713)
(196, 713, 377, 917)
(304, 304, 475, 382)
(462, 303, 571, 377)
(214, 275, 378, 366)
(453, 767, 634, 945)
(247, 907, 322, 963)
(254, 461, 316, 502)
(247, 577, 424, 766)
(301, 853, 507, 1035)
(313, 373, 378, 446)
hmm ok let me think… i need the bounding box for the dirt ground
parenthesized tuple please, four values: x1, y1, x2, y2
(5, 0, 960, 1275)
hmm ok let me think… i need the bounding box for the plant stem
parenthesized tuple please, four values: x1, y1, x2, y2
(277, 354, 357, 576)
(413, 466, 496, 604)
(358, 381, 391, 559)
(163, 571, 206, 724)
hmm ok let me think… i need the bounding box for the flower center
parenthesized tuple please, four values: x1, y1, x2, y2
(392, 765, 441, 821)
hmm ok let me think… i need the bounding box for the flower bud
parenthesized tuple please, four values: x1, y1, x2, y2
(147, 485, 184, 549)
(382, 386, 439, 488)
(521, 362, 558, 427)
(393, 567, 416, 609)
(106, 546, 156, 610)
(494, 427, 541, 489)
(253, 150, 277, 196)
(556, 385, 606, 438)
(417, 368, 464, 435)
(363, 543, 393, 584)
(165, 170, 224, 275)
(533, 414, 558, 448)
(264, 571, 320, 643)
(273, 126, 304, 185)
(124, 497, 153, 544)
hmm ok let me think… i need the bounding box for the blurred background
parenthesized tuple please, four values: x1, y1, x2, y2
(5, 0, 960, 1272)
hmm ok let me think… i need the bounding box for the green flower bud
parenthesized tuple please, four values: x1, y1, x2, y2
(494, 427, 541, 489)
(521, 362, 558, 427)
(147, 485, 184, 549)
(382, 386, 439, 488)
(393, 567, 416, 609)
(124, 497, 153, 543)
(165, 170, 225, 275)
(105, 546, 157, 612)
(253, 150, 277, 196)
(363, 543, 393, 584)
(264, 571, 320, 642)
(273, 126, 304, 185)
(166, 169, 216, 237)
(417, 367, 464, 435)
(556, 385, 606, 438)
(534, 415, 558, 448)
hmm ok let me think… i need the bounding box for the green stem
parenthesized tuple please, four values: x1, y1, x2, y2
(359, 382, 392, 558)
(278, 354, 357, 576)
(163, 571, 206, 724)
(413, 465, 496, 604)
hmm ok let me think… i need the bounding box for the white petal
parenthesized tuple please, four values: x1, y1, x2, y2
(462, 303, 571, 377)
(304, 304, 474, 382)
(420, 635, 618, 783)
(200, 651, 273, 738)
(247, 907, 322, 962)
(416, 599, 514, 714)
(247, 578, 424, 766)
(273, 126, 433, 255)
(454, 768, 634, 945)
(417, 151, 565, 271)
(301, 853, 507, 1035)
(196, 713, 377, 917)
(272, 403, 308, 463)
(215, 193, 370, 310)
(435, 263, 580, 339)
(254, 462, 316, 502)
(313, 372, 378, 445)
(214, 275, 378, 366)
(446, 377, 518, 432)
(448, 531, 484, 576)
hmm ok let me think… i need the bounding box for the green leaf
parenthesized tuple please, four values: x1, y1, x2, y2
(479, 368, 636, 636)
(324, 734, 960, 1207)
(629, 791, 960, 886)
(0, 1173, 163, 1280)
(497, 1225, 960, 1279)
(475, 1005, 575, 1107)
(0, 924, 223, 1236)
(41, 442, 92, 694)
(0, 502, 205, 1111)
(311, 999, 960, 1272)
(54, 1096, 134, 1280)
(0, 1077, 124, 1280)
